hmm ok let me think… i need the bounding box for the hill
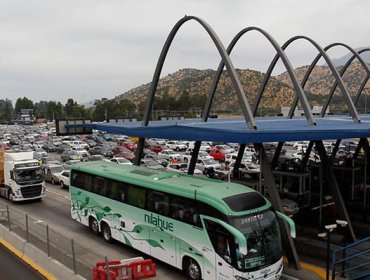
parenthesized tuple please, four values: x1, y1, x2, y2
(115, 62, 369, 113)
(116, 68, 295, 112)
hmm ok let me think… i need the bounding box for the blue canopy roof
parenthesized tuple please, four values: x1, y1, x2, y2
(67, 115, 370, 143)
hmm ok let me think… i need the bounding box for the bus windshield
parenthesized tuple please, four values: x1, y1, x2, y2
(230, 210, 282, 271)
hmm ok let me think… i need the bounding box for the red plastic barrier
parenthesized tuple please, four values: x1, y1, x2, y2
(130, 259, 156, 279)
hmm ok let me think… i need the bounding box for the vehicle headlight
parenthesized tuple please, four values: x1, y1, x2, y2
(235, 276, 247, 280)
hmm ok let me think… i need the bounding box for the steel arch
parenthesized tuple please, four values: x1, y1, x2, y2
(141, 16, 256, 130)
(289, 43, 370, 117)
(255, 36, 360, 123)
(321, 48, 370, 113)
(203, 27, 315, 126)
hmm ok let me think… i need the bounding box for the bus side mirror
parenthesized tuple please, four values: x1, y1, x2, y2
(276, 211, 296, 238)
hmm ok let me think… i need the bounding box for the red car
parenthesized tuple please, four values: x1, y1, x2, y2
(122, 141, 137, 151)
(112, 146, 131, 156)
(116, 151, 136, 161)
(209, 148, 227, 160)
(149, 144, 163, 154)
(0, 142, 9, 150)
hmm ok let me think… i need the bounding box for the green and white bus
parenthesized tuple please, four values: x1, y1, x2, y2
(70, 161, 295, 280)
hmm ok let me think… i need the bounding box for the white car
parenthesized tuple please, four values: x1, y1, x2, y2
(195, 158, 221, 172)
(72, 146, 89, 158)
(110, 157, 132, 165)
(181, 149, 213, 163)
(187, 142, 212, 152)
(229, 161, 260, 179)
(59, 170, 70, 189)
(158, 149, 181, 160)
(165, 141, 187, 151)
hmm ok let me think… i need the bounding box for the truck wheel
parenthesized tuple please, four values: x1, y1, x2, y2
(183, 258, 201, 280)
(7, 190, 14, 202)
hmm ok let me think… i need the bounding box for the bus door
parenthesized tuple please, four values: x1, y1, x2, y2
(203, 218, 236, 279)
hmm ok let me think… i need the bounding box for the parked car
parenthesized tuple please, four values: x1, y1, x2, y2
(121, 141, 137, 151)
(165, 141, 187, 151)
(140, 159, 166, 170)
(59, 170, 70, 189)
(89, 146, 113, 158)
(88, 154, 106, 161)
(72, 146, 89, 158)
(166, 163, 203, 175)
(33, 148, 48, 159)
(158, 149, 181, 160)
(44, 164, 64, 185)
(61, 150, 80, 162)
(110, 157, 132, 165)
(63, 159, 81, 170)
(42, 142, 57, 152)
(195, 158, 221, 172)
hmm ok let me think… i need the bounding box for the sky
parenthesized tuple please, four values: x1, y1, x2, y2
(0, 0, 369, 106)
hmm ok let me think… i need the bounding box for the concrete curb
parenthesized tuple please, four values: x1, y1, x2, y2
(0, 223, 85, 280)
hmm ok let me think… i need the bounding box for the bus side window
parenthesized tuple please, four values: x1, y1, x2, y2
(148, 191, 169, 216)
(127, 185, 146, 208)
(170, 196, 202, 227)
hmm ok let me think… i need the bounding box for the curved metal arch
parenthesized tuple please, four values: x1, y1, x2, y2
(290, 44, 370, 116)
(203, 27, 316, 125)
(255, 36, 360, 123)
(334, 48, 370, 108)
(142, 16, 256, 129)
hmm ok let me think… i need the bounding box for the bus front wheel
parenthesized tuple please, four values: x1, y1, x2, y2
(183, 258, 201, 280)
(102, 223, 112, 243)
(89, 217, 100, 235)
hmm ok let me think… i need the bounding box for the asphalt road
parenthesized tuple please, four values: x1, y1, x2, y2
(0, 243, 44, 280)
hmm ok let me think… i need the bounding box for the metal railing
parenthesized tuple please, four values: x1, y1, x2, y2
(332, 236, 370, 279)
(0, 204, 106, 279)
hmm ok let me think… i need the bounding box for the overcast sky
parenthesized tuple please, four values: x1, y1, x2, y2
(0, 0, 369, 106)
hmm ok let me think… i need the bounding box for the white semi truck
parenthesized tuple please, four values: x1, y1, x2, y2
(0, 151, 46, 201)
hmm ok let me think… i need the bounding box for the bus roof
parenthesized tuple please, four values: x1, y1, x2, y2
(71, 161, 271, 216)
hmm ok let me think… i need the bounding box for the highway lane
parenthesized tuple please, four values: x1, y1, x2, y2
(0, 243, 44, 280)
(0, 181, 186, 280)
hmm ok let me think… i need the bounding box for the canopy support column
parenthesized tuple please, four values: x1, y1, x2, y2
(314, 141, 356, 241)
(254, 143, 300, 269)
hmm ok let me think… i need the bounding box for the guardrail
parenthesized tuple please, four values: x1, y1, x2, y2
(0, 204, 106, 279)
(332, 236, 370, 279)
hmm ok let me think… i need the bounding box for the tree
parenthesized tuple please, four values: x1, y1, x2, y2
(0, 99, 14, 121)
(15, 97, 33, 113)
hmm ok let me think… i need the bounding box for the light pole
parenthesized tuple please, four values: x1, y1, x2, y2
(318, 220, 348, 280)
(318, 223, 337, 280)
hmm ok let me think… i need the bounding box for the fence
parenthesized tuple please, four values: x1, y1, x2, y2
(332, 236, 370, 279)
(0, 203, 106, 279)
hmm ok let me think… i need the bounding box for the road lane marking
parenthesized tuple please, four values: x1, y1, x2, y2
(46, 189, 70, 201)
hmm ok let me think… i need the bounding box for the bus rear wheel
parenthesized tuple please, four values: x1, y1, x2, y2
(183, 258, 201, 280)
(89, 217, 100, 235)
(102, 223, 112, 243)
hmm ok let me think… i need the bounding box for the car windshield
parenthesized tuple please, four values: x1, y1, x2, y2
(230, 210, 282, 271)
(50, 166, 63, 173)
(15, 168, 44, 183)
(117, 158, 129, 163)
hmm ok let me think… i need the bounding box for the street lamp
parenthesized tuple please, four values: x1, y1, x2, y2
(318, 223, 337, 280)
(336, 220, 348, 278)
(318, 220, 348, 280)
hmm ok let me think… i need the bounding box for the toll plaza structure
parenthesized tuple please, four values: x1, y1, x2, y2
(61, 15, 370, 274)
